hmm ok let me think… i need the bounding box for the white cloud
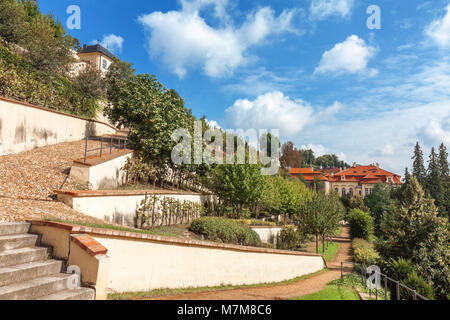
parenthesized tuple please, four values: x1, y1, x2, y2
(315, 35, 377, 76)
(206, 119, 222, 130)
(225, 91, 313, 137)
(100, 34, 124, 54)
(417, 118, 450, 146)
(309, 0, 354, 20)
(138, 3, 300, 78)
(425, 3, 450, 48)
(369, 144, 395, 157)
(301, 144, 327, 156)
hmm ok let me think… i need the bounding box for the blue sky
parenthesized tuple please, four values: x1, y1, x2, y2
(39, 0, 450, 173)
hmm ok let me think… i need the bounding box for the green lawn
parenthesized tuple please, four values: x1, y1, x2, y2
(292, 285, 360, 300)
(318, 242, 339, 262)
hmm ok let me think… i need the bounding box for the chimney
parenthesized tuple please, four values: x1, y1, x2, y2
(376, 163, 379, 169)
(352, 162, 357, 168)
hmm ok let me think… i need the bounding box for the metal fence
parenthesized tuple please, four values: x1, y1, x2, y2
(340, 262, 429, 300)
(83, 136, 129, 163)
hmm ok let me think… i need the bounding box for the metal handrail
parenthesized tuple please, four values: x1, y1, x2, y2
(83, 136, 129, 163)
(340, 262, 429, 300)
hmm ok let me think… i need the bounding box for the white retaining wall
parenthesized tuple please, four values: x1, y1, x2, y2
(0, 97, 116, 155)
(92, 234, 325, 293)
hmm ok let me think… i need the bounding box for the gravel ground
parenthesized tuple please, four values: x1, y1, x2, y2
(0, 140, 111, 223)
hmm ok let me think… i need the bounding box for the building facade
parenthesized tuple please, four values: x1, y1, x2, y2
(289, 163, 402, 197)
(69, 44, 115, 77)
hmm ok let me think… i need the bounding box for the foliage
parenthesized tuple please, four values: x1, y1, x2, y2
(189, 217, 262, 247)
(292, 285, 359, 300)
(239, 219, 277, 227)
(276, 225, 303, 250)
(0, 0, 29, 44)
(377, 177, 450, 299)
(348, 195, 369, 212)
(364, 184, 393, 233)
(347, 209, 374, 240)
(384, 258, 434, 300)
(211, 161, 265, 219)
(280, 141, 302, 168)
(412, 142, 427, 187)
(297, 191, 345, 253)
(137, 194, 204, 228)
(352, 238, 380, 265)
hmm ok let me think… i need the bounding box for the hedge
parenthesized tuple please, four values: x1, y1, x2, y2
(347, 209, 374, 240)
(352, 238, 380, 266)
(190, 217, 262, 247)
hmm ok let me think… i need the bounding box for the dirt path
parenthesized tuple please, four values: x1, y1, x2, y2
(147, 226, 353, 300)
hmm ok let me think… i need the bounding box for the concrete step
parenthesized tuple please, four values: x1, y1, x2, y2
(0, 223, 30, 236)
(0, 260, 63, 287)
(0, 247, 48, 268)
(0, 273, 77, 300)
(0, 234, 39, 252)
(36, 287, 95, 300)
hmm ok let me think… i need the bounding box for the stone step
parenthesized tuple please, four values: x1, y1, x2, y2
(0, 273, 77, 300)
(0, 247, 48, 268)
(0, 234, 39, 252)
(36, 287, 95, 300)
(0, 223, 30, 236)
(0, 260, 63, 287)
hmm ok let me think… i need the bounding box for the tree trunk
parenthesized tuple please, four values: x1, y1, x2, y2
(315, 235, 319, 254)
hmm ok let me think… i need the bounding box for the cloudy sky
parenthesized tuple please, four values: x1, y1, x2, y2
(41, 0, 450, 173)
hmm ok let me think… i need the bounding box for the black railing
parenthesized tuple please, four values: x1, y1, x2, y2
(340, 262, 429, 300)
(83, 136, 129, 163)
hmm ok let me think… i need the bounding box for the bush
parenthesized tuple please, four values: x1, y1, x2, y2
(190, 217, 262, 247)
(352, 238, 380, 265)
(239, 219, 277, 227)
(276, 225, 302, 250)
(385, 258, 434, 300)
(347, 209, 374, 240)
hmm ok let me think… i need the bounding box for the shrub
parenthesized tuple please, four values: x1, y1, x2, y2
(239, 219, 277, 227)
(276, 225, 302, 250)
(190, 217, 262, 247)
(347, 209, 374, 240)
(352, 238, 380, 265)
(385, 258, 434, 300)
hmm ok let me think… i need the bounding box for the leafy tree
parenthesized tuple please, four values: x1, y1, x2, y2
(0, 0, 29, 44)
(311, 175, 323, 192)
(412, 142, 427, 186)
(280, 142, 302, 168)
(211, 161, 265, 219)
(364, 183, 393, 233)
(259, 132, 280, 158)
(297, 191, 344, 253)
(377, 177, 450, 299)
(73, 65, 104, 102)
(349, 195, 369, 212)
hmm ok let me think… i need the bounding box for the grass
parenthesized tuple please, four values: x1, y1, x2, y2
(291, 285, 360, 300)
(108, 268, 329, 300)
(331, 272, 390, 300)
(44, 218, 197, 239)
(317, 242, 339, 262)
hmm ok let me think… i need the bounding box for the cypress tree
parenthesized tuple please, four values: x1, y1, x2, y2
(438, 143, 449, 219)
(412, 142, 426, 186)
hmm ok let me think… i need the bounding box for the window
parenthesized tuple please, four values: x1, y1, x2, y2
(342, 188, 346, 196)
(349, 188, 353, 197)
(335, 188, 339, 193)
(365, 188, 369, 195)
(102, 59, 108, 70)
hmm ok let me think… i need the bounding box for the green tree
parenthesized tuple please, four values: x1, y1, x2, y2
(0, 0, 29, 44)
(426, 147, 446, 217)
(297, 191, 344, 253)
(211, 161, 265, 220)
(364, 183, 393, 233)
(437, 143, 449, 219)
(412, 142, 427, 186)
(378, 177, 450, 299)
(311, 175, 323, 192)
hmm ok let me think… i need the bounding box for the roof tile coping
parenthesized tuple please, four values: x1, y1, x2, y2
(0, 96, 117, 131)
(54, 189, 206, 197)
(71, 234, 108, 257)
(73, 149, 134, 167)
(28, 220, 326, 265)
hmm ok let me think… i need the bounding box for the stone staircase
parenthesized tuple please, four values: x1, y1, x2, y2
(0, 222, 95, 300)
